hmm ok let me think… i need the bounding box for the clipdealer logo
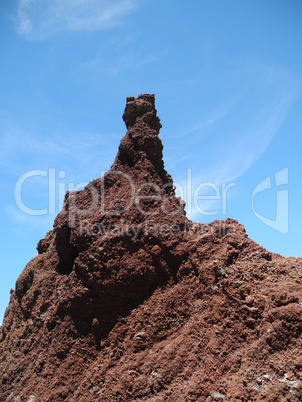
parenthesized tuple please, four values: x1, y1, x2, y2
(14, 167, 289, 234)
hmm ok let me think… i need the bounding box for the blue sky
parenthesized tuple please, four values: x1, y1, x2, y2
(1, 0, 301, 323)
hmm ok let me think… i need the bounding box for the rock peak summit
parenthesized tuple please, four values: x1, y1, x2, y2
(114, 94, 173, 192)
(122, 93, 162, 133)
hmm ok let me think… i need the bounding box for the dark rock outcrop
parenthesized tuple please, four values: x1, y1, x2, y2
(122, 94, 162, 132)
(115, 94, 172, 191)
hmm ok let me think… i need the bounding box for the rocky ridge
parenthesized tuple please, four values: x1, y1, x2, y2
(0, 94, 301, 401)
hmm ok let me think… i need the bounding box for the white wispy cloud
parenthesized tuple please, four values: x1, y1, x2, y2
(6, 205, 55, 231)
(0, 118, 119, 230)
(169, 62, 300, 220)
(0, 124, 115, 170)
(16, 0, 138, 40)
(164, 95, 241, 141)
(79, 48, 167, 76)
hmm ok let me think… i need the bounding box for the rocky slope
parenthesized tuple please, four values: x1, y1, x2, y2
(1, 94, 301, 401)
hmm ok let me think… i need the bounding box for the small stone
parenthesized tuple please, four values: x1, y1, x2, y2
(133, 332, 146, 341)
(245, 296, 254, 306)
(209, 285, 219, 294)
(206, 391, 225, 401)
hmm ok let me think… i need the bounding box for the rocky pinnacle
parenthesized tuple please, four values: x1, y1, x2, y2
(113, 94, 173, 192)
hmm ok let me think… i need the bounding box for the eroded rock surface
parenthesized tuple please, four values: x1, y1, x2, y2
(0, 95, 301, 401)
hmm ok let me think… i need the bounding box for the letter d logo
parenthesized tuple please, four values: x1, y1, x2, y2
(252, 168, 289, 234)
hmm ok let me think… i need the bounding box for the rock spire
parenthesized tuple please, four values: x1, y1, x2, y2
(113, 94, 173, 192)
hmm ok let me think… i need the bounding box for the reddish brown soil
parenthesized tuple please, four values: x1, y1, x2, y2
(1, 94, 301, 401)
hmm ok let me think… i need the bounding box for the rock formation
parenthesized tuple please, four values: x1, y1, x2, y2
(0, 94, 301, 401)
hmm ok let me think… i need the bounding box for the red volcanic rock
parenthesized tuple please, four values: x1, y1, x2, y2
(1, 95, 301, 401)
(122, 94, 162, 133)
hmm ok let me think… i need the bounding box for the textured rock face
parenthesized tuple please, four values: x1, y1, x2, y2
(115, 93, 172, 191)
(0, 95, 302, 401)
(122, 94, 162, 132)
